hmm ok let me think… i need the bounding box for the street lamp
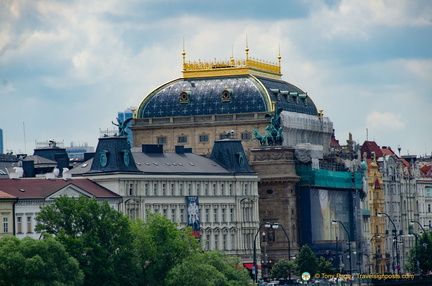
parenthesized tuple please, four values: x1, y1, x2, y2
(253, 222, 292, 283)
(272, 223, 292, 281)
(378, 212, 400, 274)
(370, 234, 381, 273)
(411, 220, 426, 233)
(332, 220, 352, 277)
(253, 222, 270, 283)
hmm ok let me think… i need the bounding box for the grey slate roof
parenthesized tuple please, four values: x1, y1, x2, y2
(70, 148, 238, 176)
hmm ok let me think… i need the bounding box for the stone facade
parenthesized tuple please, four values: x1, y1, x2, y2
(131, 112, 270, 157)
(249, 147, 300, 277)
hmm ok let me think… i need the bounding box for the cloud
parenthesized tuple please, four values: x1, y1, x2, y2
(366, 111, 406, 133)
(0, 79, 15, 94)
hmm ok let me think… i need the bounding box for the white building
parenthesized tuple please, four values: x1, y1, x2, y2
(70, 136, 260, 263)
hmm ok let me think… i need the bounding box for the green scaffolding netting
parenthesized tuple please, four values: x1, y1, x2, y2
(296, 166, 362, 189)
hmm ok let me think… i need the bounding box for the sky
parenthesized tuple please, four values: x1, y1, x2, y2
(1, 0, 431, 157)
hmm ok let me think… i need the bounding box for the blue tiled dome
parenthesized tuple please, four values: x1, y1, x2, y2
(137, 75, 318, 118)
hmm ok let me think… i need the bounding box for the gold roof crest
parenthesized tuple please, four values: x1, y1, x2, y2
(182, 44, 282, 79)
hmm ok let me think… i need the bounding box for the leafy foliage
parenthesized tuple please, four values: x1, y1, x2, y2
(0, 236, 83, 286)
(270, 259, 297, 280)
(166, 251, 251, 286)
(406, 231, 432, 273)
(131, 212, 202, 285)
(316, 256, 336, 275)
(294, 245, 318, 276)
(35, 196, 136, 286)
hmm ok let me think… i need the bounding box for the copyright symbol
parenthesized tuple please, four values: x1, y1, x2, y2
(314, 273, 320, 279)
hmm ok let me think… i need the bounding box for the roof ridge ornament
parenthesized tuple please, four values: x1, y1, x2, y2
(182, 42, 282, 79)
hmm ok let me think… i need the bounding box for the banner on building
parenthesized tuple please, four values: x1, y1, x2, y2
(186, 196, 200, 238)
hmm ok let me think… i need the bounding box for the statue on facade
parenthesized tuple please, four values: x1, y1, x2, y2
(112, 117, 133, 137)
(251, 108, 284, 146)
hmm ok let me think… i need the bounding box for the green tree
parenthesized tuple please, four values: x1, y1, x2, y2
(406, 231, 432, 274)
(294, 245, 318, 276)
(316, 256, 336, 275)
(35, 196, 136, 286)
(0, 236, 83, 286)
(166, 251, 251, 286)
(270, 259, 297, 280)
(132, 212, 201, 285)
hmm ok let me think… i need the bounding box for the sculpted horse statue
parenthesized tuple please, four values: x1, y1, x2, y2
(251, 129, 267, 146)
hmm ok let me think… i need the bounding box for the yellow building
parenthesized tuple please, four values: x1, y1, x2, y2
(365, 148, 388, 273)
(0, 191, 16, 237)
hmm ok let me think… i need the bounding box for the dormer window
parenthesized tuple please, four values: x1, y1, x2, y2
(180, 90, 191, 104)
(221, 89, 233, 102)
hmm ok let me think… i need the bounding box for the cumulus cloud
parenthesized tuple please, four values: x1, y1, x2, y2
(366, 111, 406, 132)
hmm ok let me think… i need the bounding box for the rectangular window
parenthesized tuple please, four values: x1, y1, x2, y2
(426, 187, 432, 197)
(221, 184, 224, 196)
(428, 204, 431, 213)
(244, 184, 248, 196)
(145, 184, 149, 196)
(231, 234, 235, 250)
(178, 136, 188, 143)
(214, 209, 218, 222)
(17, 217, 22, 233)
(214, 234, 218, 250)
(197, 184, 201, 196)
(205, 184, 209, 196)
(171, 184, 175, 196)
(188, 184, 192, 195)
(157, 137, 167, 144)
(229, 184, 233, 196)
(230, 208, 234, 222)
(153, 184, 157, 196)
(206, 235, 210, 250)
(222, 208, 226, 222)
(205, 209, 209, 222)
(213, 184, 217, 196)
(162, 184, 166, 196)
(27, 216, 32, 233)
(3, 217, 8, 233)
(223, 234, 227, 250)
(163, 209, 167, 217)
(199, 135, 209, 142)
(129, 183, 134, 196)
(180, 209, 184, 223)
(241, 133, 251, 140)
(179, 184, 183, 196)
(171, 209, 176, 221)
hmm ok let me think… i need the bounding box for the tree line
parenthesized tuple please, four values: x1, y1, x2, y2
(0, 196, 251, 286)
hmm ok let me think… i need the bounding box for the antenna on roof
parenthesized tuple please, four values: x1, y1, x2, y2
(182, 37, 186, 68)
(245, 35, 249, 61)
(23, 122, 27, 154)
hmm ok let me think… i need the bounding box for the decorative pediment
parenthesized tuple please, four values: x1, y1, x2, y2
(46, 184, 93, 200)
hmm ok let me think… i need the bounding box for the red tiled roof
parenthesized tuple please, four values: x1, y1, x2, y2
(0, 190, 16, 199)
(361, 141, 383, 159)
(381, 147, 394, 156)
(0, 178, 120, 199)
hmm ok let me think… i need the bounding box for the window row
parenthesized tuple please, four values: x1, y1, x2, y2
(141, 205, 240, 224)
(127, 181, 252, 197)
(16, 214, 37, 234)
(157, 132, 252, 144)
